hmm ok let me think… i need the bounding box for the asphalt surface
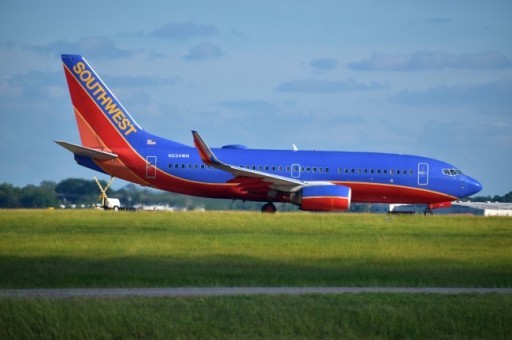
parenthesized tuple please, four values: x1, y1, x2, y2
(2, 287, 512, 299)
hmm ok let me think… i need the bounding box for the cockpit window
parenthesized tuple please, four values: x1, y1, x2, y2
(443, 168, 463, 176)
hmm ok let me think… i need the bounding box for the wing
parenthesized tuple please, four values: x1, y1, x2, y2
(192, 131, 331, 193)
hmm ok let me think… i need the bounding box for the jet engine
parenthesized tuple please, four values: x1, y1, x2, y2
(294, 185, 352, 212)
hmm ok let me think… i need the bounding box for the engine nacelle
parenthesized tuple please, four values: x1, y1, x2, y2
(298, 185, 352, 212)
(428, 201, 452, 210)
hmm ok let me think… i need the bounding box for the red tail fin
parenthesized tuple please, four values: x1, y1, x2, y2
(61, 54, 141, 151)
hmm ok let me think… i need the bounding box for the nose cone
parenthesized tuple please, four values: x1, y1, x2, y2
(465, 176, 483, 197)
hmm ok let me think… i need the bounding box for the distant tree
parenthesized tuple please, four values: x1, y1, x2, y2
(55, 178, 108, 204)
(19, 184, 58, 208)
(498, 191, 512, 202)
(470, 191, 512, 203)
(0, 183, 21, 208)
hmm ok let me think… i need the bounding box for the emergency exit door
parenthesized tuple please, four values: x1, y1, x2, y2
(146, 156, 157, 179)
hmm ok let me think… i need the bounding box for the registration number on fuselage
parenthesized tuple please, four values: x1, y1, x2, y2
(168, 153, 190, 159)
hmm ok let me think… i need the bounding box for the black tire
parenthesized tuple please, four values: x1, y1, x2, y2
(261, 203, 277, 213)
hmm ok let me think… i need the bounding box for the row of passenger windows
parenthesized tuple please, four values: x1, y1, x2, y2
(337, 168, 414, 175)
(167, 164, 328, 173)
(167, 163, 415, 176)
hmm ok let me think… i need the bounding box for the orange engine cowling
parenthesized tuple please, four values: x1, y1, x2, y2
(299, 185, 351, 212)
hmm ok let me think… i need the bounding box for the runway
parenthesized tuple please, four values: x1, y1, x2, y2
(2, 287, 512, 299)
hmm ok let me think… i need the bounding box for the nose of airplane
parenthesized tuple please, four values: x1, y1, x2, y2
(465, 176, 483, 197)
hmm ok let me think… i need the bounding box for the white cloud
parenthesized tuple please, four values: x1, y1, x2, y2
(389, 79, 512, 106)
(151, 22, 218, 40)
(30, 36, 135, 59)
(183, 43, 224, 61)
(309, 58, 337, 70)
(276, 78, 386, 93)
(348, 51, 512, 71)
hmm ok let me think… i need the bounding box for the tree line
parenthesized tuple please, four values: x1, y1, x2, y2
(0, 178, 510, 209)
(0, 178, 266, 210)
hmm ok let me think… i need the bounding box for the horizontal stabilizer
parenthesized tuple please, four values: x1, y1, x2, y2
(55, 141, 118, 160)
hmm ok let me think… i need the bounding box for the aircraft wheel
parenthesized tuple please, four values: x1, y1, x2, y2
(261, 203, 277, 213)
(423, 208, 433, 216)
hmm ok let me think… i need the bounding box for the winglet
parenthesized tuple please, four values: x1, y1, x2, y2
(192, 131, 222, 165)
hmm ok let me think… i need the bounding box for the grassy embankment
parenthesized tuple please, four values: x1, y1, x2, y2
(1, 210, 511, 338)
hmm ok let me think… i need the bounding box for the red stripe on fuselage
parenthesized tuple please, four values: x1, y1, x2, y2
(337, 181, 456, 204)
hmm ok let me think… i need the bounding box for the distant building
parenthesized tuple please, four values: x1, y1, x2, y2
(387, 202, 512, 216)
(453, 202, 512, 217)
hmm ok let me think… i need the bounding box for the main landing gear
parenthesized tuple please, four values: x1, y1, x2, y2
(423, 207, 433, 216)
(261, 202, 277, 213)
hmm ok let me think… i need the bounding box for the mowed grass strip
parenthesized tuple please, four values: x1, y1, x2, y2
(0, 210, 511, 288)
(1, 294, 511, 339)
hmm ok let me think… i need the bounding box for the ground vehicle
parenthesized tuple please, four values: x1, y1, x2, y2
(103, 197, 121, 211)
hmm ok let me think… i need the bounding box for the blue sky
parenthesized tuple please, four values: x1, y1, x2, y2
(1, 0, 511, 196)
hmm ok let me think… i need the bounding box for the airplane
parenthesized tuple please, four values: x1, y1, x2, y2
(56, 54, 482, 214)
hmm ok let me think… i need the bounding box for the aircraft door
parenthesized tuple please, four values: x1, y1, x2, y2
(291, 163, 301, 178)
(146, 156, 157, 179)
(418, 162, 429, 186)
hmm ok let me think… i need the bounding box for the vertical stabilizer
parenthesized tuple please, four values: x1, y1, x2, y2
(61, 54, 142, 150)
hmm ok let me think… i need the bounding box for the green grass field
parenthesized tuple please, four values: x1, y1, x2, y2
(1, 210, 511, 338)
(1, 210, 511, 288)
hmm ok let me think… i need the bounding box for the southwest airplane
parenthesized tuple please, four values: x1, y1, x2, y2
(56, 55, 482, 213)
